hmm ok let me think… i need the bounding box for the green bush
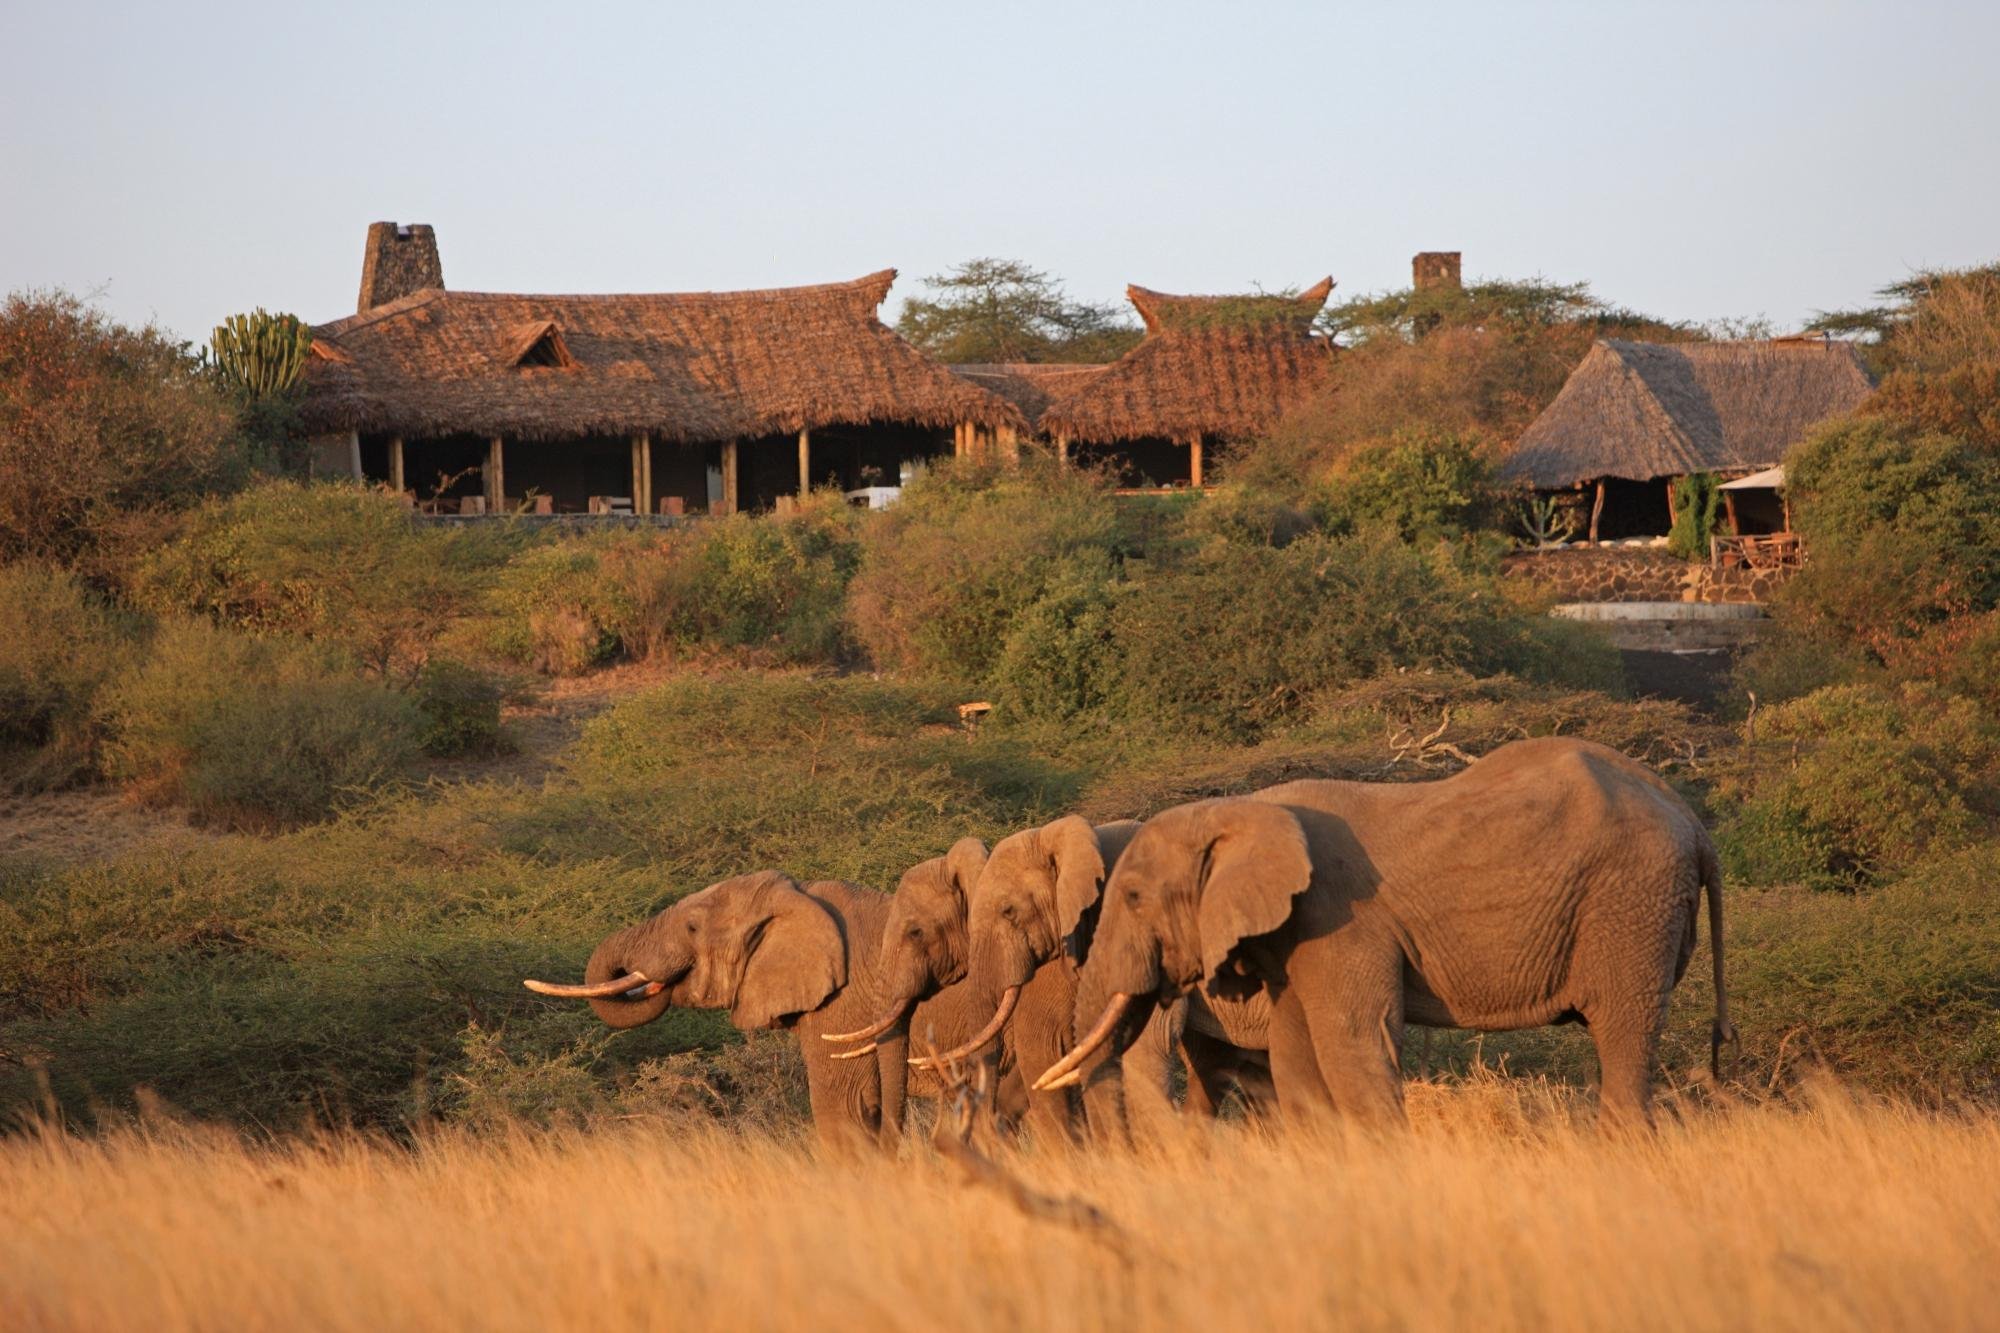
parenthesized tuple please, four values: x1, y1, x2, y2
(0, 563, 136, 790)
(1780, 417, 2000, 662)
(992, 555, 1121, 720)
(486, 540, 626, 676)
(135, 480, 519, 676)
(100, 620, 420, 825)
(1666, 471, 1720, 561)
(413, 659, 506, 756)
(1719, 682, 2000, 890)
(847, 458, 1123, 681)
(1107, 529, 1533, 739)
(674, 496, 860, 661)
(1321, 430, 1498, 542)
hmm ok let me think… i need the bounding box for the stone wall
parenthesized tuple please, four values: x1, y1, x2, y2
(1501, 546, 1791, 605)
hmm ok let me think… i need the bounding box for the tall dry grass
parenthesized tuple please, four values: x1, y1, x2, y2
(3, 1079, 1996, 1333)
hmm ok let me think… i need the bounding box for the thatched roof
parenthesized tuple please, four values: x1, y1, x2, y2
(1038, 278, 1336, 443)
(302, 270, 1024, 443)
(948, 362, 1109, 427)
(1500, 339, 1875, 488)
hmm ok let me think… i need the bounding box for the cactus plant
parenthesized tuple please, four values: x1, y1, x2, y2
(1517, 494, 1581, 547)
(208, 309, 313, 401)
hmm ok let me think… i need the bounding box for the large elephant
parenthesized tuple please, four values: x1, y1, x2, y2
(523, 871, 1003, 1150)
(836, 815, 1270, 1144)
(1036, 737, 1733, 1128)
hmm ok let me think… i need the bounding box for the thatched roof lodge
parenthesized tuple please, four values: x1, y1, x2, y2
(999, 279, 1337, 488)
(304, 223, 1024, 514)
(1499, 337, 1874, 541)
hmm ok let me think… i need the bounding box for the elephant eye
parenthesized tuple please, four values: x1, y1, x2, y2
(1000, 903, 1016, 921)
(907, 924, 924, 940)
(1124, 888, 1141, 908)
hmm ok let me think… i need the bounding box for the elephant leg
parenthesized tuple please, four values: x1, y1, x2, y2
(804, 1045, 881, 1156)
(1117, 1000, 1186, 1146)
(1266, 985, 1336, 1125)
(1292, 941, 1408, 1129)
(1178, 1024, 1241, 1120)
(1586, 984, 1674, 1130)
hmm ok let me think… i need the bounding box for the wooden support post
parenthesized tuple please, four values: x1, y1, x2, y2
(1665, 477, 1680, 528)
(721, 440, 740, 515)
(798, 428, 812, 497)
(486, 436, 505, 512)
(997, 425, 1020, 464)
(1721, 490, 1739, 536)
(348, 430, 363, 482)
(1055, 433, 1071, 466)
(1589, 478, 1606, 545)
(388, 436, 405, 494)
(631, 433, 650, 515)
(1188, 435, 1205, 489)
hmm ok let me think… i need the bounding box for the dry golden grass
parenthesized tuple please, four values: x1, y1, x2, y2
(4, 1078, 1997, 1333)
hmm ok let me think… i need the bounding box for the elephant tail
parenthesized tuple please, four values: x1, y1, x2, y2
(1701, 838, 1738, 1079)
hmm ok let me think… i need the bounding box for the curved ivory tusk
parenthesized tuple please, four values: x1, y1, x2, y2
(523, 973, 660, 999)
(1039, 1066, 1084, 1091)
(909, 986, 1020, 1068)
(819, 1001, 910, 1045)
(1030, 992, 1132, 1091)
(830, 1041, 880, 1061)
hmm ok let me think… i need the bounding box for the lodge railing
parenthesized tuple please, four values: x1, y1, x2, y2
(1711, 532, 1802, 571)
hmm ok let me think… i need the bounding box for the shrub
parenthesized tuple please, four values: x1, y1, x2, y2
(0, 290, 247, 562)
(992, 556, 1120, 720)
(487, 540, 627, 676)
(1107, 529, 1526, 739)
(136, 480, 518, 676)
(1719, 682, 2000, 890)
(676, 496, 861, 661)
(413, 659, 506, 756)
(1321, 430, 1498, 542)
(1666, 471, 1720, 561)
(0, 563, 136, 790)
(100, 620, 420, 825)
(847, 458, 1122, 681)
(1779, 417, 2000, 661)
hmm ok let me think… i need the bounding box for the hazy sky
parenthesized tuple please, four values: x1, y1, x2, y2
(6, 1, 1996, 342)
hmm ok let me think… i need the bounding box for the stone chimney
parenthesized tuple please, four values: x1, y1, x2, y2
(357, 222, 444, 313)
(1412, 251, 1462, 293)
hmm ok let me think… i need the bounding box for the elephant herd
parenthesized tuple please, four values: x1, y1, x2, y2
(525, 736, 1734, 1150)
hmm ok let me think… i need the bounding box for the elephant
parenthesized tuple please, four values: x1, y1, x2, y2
(836, 815, 1272, 1145)
(1035, 737, 1733, 1129)
(523, 870, 1010, 1151)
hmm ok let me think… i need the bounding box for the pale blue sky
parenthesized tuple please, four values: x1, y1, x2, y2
(5, 1, 1995, 342)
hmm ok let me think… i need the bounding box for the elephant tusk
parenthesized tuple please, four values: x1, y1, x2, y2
(523, 973, 661, 999)
(830, 1042, 878, 1061)
(909, 986, 1020, 1068)
(820, 1001, 910, 1045)
(1030, 992, 1132, 1092)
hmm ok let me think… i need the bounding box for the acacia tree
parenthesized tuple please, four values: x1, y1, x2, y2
(895, 259, 1140, 364)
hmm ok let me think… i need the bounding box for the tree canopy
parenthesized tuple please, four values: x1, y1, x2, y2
(895, 258, 1141, 364)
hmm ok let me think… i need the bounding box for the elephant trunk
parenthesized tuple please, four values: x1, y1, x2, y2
(577, 921, 685, 1029)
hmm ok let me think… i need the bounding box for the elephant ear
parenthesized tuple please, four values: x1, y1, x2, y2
(1194, 801, 1314, 989)
(730, 874, 847, 1030)
(1049, 814, 1110, 945)
(943, 836, 989, 905)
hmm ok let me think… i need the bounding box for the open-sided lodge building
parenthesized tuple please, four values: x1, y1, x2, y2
(1499, 337, 1875, 548)
(302, 223, 1025, 515)
(951, 278, 1337, 489)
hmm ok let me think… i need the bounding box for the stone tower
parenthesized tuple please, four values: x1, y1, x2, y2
(1412, 251, 1462, 293)
(357, 222, 444, 313)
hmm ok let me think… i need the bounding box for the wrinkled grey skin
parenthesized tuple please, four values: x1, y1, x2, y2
(1067, 738, 1732, 1129)
(561, 870, 1003, 1151)
(863, 816, 1270, 1145)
